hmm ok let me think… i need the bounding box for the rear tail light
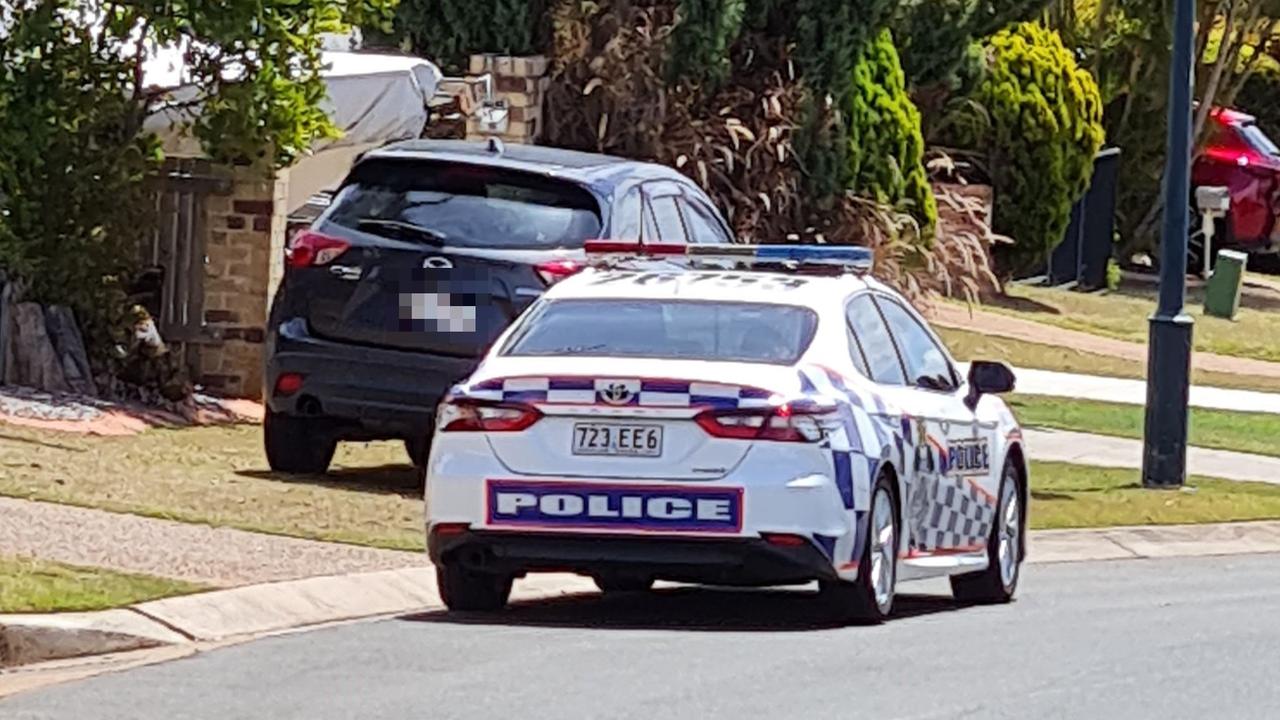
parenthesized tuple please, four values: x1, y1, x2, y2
(286, 230, 350, 268)
(535, 259, 584, 285)
(273, 372, 305, 396)
(695, 403, 827, 443)
(762, 533, 809, 547)
(438, 398, 542, 432)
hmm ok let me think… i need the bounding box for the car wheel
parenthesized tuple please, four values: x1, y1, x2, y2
(404, 437, 429, 469)
(593, 573, 654, 594)
(819, 473, 897, 624)
(437, 563, 512, 612)
(263, 410, 336, 475)
(951, 459, 1023, 604)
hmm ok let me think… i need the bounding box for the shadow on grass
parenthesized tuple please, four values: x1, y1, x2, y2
(983, 292, 1062, 315)
(401, 586, 964, 633)
(1031, 491, 1075, 501)
(236, 463, 421, 498)
(0, 432, 86, 452)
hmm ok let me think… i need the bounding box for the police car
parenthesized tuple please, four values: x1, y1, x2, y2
(424, 242, 1025, 622)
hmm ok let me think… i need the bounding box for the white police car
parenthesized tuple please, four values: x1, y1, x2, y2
(424, 242, 1025, 622)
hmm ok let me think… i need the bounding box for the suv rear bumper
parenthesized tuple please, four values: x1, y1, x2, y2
(427, 528, 839, 586)
(266, 318, 478, 440)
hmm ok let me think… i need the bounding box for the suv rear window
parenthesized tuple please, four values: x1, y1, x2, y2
(326, 160, 602, 249)
(503, 299, 818, 364)
(1241, 122, 1280, 157)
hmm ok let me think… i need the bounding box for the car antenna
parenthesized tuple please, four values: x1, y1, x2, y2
(486, 137, 505, 155)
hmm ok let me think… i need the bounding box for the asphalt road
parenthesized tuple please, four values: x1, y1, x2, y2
(5, 554, 1280, 720)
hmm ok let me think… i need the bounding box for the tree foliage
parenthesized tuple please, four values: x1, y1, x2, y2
(389, 0, 546, 73)
(892, 0, 1047, 88)
(0, 0, 392, 360)
(976, 22, 1105, 274)
(848, 29, 937, 233)
(667, 0, 747, 87)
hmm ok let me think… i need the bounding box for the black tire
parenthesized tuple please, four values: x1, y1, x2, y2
(437, 563, 512, 612)
(951, 458, 1023, 604)
(404, 437, 429, 469)
(263, 410, 336, 474)
(818, 473, 898, 624)
(593, 573, 654, 594)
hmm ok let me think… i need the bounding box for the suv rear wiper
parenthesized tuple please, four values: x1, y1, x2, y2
(356, 219, 448, 246)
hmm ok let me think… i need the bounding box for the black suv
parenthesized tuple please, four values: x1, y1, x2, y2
(264, 139, 735, 473)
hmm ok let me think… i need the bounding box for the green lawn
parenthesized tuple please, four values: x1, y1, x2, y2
(1010, 395, 1280, 459)
(0, 424, 423, 551)
(1028, 461, 1280, 530)
(972, 282, 1280, 364)
(0, 556, 206, 613)
(3, 420, 1276, 554)
(937, 326, 1280, 394)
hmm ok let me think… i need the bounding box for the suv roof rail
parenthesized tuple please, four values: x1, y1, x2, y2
(582, 240, 874, 275)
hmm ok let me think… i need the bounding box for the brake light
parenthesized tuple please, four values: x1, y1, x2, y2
(286, 230, 350, 268)
(695, 403, 826, 442)
(439, 399, 542, 432)
(535, 259, 584, 285)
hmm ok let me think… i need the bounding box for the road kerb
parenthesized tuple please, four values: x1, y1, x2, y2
(4, 521, 1280, 670)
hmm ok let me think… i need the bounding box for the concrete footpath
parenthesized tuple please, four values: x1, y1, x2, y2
(4, 521, 1280, 674)
(1010, 366, 1280, 415)
(1024, 428, 1280, 484)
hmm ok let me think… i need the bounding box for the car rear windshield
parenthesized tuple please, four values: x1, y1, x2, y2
(502, 299, 818, 364)
(326, 160, 603, 249)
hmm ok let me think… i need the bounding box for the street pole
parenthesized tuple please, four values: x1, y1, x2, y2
(1141, 0, 1196, 488)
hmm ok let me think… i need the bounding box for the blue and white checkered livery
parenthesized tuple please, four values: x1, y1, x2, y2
(425, 240, 1027, 621)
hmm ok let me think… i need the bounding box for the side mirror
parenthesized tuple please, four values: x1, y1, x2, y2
(965, 360, 1016, 411)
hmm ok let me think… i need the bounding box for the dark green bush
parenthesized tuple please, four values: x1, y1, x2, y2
(1235, 63, 1280, 139)
(392, 0, 547, 72)
(892, 0, 1048, 88)
(668, 0, 747, 87)
(978, 22, 1104, 275)
(848, 29, 937, 234)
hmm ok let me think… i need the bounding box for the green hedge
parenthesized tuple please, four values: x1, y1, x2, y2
(391, 0, 546, 72)
(848, 29, 937, 234)
(1236, 63, 1280, 139)
(980, 23, 1104, 275)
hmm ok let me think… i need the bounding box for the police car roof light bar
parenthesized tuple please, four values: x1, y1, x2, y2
(582, 241, 874, 274)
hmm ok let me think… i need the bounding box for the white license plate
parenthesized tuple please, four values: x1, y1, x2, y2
(572, 423, 663, 457)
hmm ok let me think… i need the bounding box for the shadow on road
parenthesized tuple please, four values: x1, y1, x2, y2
(235, 463, 421, 498)
(400, 586, 963, 633)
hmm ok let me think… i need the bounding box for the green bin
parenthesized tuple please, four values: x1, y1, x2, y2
(1204, 249, 1247, 320)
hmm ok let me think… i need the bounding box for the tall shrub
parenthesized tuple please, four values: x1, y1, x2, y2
(668, 0, 747, 87)
(848, 29, 937, 234)
(979, 22, 1104, 275)
(392, 0, 547, 72)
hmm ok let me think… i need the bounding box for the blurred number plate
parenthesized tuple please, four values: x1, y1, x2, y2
(572, 423, 662, 457)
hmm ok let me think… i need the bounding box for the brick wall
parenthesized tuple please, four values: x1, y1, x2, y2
(467, 54, 549, 144)
(193, 164, 288, 398)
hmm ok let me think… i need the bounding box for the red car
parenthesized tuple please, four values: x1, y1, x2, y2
(1193, 108, 1280, 251)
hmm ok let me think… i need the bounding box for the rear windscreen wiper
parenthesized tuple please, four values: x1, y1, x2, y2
(356, 219, 449, 246)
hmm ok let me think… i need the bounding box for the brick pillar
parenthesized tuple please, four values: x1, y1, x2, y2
(197, 164, 289, 399)
(467, 54, 549, 144)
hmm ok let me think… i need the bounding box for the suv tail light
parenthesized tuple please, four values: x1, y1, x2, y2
(695, 403, 827, 443)
(535, 259, 584, 285)
(286, 230, 350, 268)
(439, 398, 542, 432)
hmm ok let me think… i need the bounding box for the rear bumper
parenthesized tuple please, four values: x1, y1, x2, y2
(427, 528, 838, 586)
(266, 318, 478, 439)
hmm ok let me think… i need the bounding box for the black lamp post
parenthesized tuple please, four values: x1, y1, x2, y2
(1141, 0, 1197, 488)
